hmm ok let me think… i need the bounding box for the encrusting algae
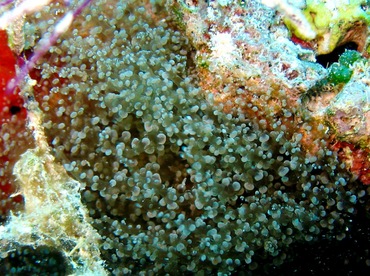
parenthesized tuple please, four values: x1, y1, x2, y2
(3, 98, 106, 274)
(0, 0, 369, 274)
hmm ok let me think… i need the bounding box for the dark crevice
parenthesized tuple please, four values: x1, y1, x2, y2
(316, 42, 358, 68)
(9, 105, 22, 115)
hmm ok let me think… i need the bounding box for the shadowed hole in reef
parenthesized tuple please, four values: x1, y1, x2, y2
(9, 105, 22, 115)
(316, 42, 358, 68)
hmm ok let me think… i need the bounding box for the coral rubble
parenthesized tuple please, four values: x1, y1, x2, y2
(0, 0, 369, 274)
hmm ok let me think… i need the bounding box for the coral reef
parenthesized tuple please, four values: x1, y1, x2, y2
(1, 100, 106, 274)
(266, 0, 370, 55)
(175, 0, 370, 184)
(0, 0, 369, 274)
(0, 28, 28, 221)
